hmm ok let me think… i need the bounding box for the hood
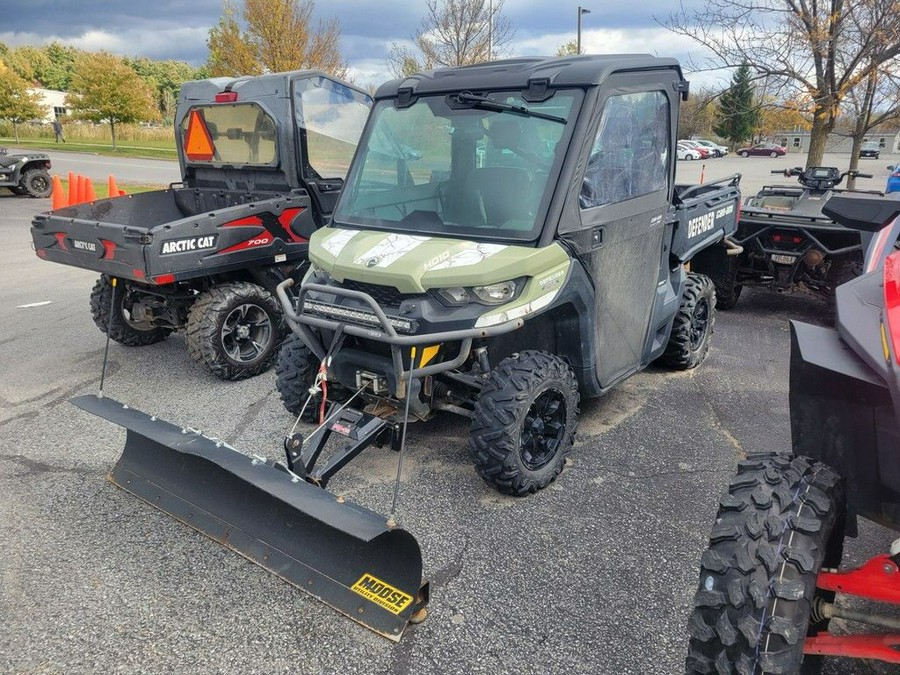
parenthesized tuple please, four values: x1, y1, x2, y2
(310, 228, 569, 293)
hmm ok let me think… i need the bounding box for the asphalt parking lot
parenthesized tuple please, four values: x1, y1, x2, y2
(1, 154, 893, 674)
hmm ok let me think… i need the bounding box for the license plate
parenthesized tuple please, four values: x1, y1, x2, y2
(771, 254, 796, 265)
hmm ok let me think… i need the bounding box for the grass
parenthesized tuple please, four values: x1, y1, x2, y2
(54, 178, 167, 199)
(1, 122, 177, 160)
(1, 136, 177, 160)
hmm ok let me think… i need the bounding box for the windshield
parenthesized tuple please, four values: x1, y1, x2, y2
(333, 90, 581, 241)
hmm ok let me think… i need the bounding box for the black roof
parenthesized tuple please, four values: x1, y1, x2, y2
(375, 54, 684, 100)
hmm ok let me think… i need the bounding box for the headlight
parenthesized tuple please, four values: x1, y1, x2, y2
(436, 286, 469, 306)
(472, 281, 517, 304)
(433, 280, 521, 307)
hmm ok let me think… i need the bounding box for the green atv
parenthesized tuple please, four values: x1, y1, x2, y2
(274, 54, 742, 496)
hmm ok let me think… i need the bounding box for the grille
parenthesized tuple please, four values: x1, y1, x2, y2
(338, 279, 422, 306)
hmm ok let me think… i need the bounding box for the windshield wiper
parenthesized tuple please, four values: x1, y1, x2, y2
(453, 91, 566, 124)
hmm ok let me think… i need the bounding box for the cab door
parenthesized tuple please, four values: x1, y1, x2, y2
(577, 81, 676, 387)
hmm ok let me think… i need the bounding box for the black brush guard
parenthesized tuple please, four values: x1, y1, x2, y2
(72, 394, 428, 641)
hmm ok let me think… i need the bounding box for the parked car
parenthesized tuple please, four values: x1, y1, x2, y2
(691, 138, 728, 157)
(887, 164, 900, 193)
(678, 139, 710, 158)
(677, 141, 702, 160)
(860, 140, 881, 158)
(736, 142, 787, 157)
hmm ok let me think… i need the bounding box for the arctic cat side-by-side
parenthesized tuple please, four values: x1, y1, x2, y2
(692, 166, 876, 309)
(686, 192, 900, 673)
(71, 55, 740, 640)
(32, 70, 372, 379)
(0, 147, 52, 197)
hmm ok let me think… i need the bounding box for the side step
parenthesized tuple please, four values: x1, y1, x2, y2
(72, 394, 428, 641)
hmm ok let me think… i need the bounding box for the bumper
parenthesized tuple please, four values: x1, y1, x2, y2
(276, 279, 524, 388)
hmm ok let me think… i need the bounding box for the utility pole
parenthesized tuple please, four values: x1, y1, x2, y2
(577, 6, 591, 55)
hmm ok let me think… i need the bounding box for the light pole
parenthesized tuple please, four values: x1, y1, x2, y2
(577, 6, 591, 55)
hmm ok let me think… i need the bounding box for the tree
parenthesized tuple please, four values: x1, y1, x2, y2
(127, 57, 200, 123)
(556, 40, 578, 57)
(4, 45, 51, 85)
(664, 0, 900, 166)
(755, 97, 811, 140)
(388, 0, 514, 77)
(67, 52, 158, 150)
(678, 85, 719, 139)
(714, 64, 758, 148)
(42, 42, 81, 91)
(0, 70, 45, 142)
(842, 63, 900, 186)
(207, 1, 260, 77)
(206, 0, 347, 78)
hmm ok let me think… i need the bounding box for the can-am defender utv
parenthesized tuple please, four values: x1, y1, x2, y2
(71, 55, 740, 640)
(31, 71, 372, 379)
(686, 192, 900, 672)
(692, 166, 876, 309)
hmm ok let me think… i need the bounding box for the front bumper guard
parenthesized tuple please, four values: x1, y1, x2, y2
(275, 279, 525, 390)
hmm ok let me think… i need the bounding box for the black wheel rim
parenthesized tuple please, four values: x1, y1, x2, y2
(520, 389, 567, 470)
(689, 298, 710, 350)
(30, 175, 49, 194)
(221, 303, 273, 363)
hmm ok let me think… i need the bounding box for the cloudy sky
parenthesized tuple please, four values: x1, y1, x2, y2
(0, 0, 725, 88)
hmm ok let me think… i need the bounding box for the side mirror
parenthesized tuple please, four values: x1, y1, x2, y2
(888, 165, 896, 171)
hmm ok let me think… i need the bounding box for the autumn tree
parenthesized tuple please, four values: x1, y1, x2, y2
(714, 64, 758, 148)
(42, 42, 81, 91)
(678, 85, 719, 139)
(388, 0, 514, 77)
(67, 52, 158, 150)
(556, 40, 578, 57)
(127, 57, 200, 123)
(755, 97, 811, 140)
(206, 0, 346, 78)
(664, 0, 900, 166)
(0, 70, 45, 142)
(4, 45, 51, 85)
(841, 64, 900, 186)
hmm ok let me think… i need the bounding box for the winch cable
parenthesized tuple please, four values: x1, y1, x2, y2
(389, 347, 416, 527)
(98, 277, 117, 397)
(287, 329, 346, 438)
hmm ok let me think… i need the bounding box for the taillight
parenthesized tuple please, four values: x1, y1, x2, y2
(215, 91, 238, 103)
(883, 250, 900, 364)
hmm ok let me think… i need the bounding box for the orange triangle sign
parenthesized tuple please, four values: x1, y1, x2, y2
(185, 110, 215, 161)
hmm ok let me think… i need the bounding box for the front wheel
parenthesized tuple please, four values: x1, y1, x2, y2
(22, 169, 52, 198)
(770, 151, 779, 158)
(470, 351, 579, 496)
(686, 453, 845, 674)
(660, 272, 716, 369)
(186, 281, 283, 380)
(89, 275, 172, 346)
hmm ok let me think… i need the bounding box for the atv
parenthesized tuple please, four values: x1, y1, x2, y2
(686, 192, 900, 672)
(692, 166, 877, 309)
(72, 54, 741, 640)
(31, 70, 372, 379)
(0, 147, 52, 197)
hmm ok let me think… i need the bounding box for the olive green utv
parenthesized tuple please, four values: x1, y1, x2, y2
(275, 54, 741, 496)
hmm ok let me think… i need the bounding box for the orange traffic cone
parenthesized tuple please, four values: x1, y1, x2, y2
(67, 171, 76, 206)
(107, 175, 119, 199)
(86, 179, 97, 202)
(75, 174, 85, 205)
(51, 175, 66, 210)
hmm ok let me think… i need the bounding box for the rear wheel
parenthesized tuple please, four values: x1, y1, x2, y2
(470, 351, 579, 496)
(660, 272, 716, 369)
(21, 169, 52, 198)
(186, 281, 282, 380)
(741, 151, 750, 158)
(686, 453, 845, 675)
(89, 275, 172, 346)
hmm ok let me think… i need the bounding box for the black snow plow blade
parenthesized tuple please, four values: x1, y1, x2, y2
(72, 394, 428, 641)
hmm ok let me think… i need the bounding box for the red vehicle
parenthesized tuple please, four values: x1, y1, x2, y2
(737, 142, 787, 157)
(686, 193, 900, 673)
(679, 139, 711, 158)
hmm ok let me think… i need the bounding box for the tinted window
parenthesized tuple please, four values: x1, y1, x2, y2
(181, 103, 276, 165)
(581, 91, 669, 209)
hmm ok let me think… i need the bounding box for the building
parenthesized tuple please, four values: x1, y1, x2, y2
(772, 129, 900, 154)
(28, 88, 68, 123)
